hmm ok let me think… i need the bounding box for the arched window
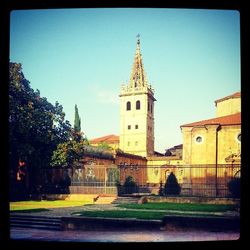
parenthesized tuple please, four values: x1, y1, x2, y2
(126, 101, 131, 111)
(136, 100, 140, 110)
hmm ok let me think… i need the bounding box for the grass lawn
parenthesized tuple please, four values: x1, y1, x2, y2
(117, 202, 237, 212)
(9, 200, 93, 211)
(72, 210, 168, 220)
(10, 208, 50, 213)
(72, 210, 227, 220)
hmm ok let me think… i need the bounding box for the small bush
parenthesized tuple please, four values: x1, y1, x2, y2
(158, 181, 164, 196)
(123, 176, 138, 194)
(228, 178, 240, 198)
(164, 172, 181, 196)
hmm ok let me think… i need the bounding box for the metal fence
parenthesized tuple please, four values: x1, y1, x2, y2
(69, 165, 119, 195)
(40, 164, 240, 198)
(118, 164, 241, 198)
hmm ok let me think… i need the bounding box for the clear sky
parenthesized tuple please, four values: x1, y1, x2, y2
(10, 8, 240, 153)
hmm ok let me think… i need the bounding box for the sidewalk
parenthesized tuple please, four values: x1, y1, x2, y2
(10, 227, 240, 242)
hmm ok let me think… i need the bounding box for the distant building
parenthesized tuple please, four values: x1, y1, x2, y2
(165, 144, 183, 158)
(90, 134, 119, 150)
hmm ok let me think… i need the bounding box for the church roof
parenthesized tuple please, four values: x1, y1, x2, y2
(215, 92, 241, 105)
(90, 134, 119, 144)
(181, 112, 241, 127)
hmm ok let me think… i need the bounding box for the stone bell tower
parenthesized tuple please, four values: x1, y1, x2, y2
(119, 35, 156, 157)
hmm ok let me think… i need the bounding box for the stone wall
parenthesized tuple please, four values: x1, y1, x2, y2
(144, 196, 240, 205)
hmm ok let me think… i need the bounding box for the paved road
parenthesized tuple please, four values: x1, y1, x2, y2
(10, 227, 239, 242)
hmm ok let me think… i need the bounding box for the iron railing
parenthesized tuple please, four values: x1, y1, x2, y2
(38, 164, 240, 197)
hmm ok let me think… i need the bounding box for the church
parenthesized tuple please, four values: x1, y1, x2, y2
(87, 36, 241, 195)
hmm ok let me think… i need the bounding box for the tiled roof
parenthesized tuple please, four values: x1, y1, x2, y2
(181, 112, 241, 127)
(90, 134, 119, 144)
(215, 92, 241, 105)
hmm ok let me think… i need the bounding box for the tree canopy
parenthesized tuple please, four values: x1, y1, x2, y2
(9, 62, 72, 199)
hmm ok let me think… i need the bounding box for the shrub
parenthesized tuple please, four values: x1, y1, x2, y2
(158, 181, 164, 196)
(164, 172, 181, 196)
(123, 176, 138, 194)
(228, 178, 240, 198)
(115, 180, 122, 196)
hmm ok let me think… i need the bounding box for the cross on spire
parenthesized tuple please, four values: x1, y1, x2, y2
(137, 34, 140, 45)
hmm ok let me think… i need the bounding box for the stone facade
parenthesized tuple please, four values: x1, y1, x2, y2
(215, 92, 241, 117)
(181, 92, 241, 166)
(146, 156, 183, 184)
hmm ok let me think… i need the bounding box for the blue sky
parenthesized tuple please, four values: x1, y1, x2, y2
(10, 8, 240, 153)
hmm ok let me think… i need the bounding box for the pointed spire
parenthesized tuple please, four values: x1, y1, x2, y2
(129, 35, 148, 89)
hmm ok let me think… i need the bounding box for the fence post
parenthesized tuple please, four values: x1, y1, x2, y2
(215, 164, 218, 197)
(104, 167, 107, 194)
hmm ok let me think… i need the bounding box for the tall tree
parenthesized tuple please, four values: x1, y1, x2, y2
(73, 104, 82, 142)
(74, 104, 81, 133)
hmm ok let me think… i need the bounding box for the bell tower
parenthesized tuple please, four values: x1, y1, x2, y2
(119, 35, 156, 157)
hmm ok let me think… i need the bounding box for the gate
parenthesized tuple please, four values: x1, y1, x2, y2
(69, 165, 119, 195)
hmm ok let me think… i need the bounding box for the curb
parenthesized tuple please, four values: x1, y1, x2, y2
(61, 216, 162, 231)
(61, 214, 240, 232)
(162, 214, 240, 231)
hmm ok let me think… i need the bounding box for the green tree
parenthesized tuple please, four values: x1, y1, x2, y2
(74, 104, 81, 132)
(50, 139, 88, 168)
(73, 104, 83, 142)
(164, 172, 181, 196)
(228, 178, 240, 198)
(9, 62, 72, 200)
(97, 142, 113, 151)
(123, 176, 138, 194)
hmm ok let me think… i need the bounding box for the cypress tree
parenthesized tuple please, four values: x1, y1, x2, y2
(164, 172, 181, 196)
(74, 104, 81, 133)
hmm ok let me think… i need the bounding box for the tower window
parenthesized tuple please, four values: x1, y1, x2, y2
(136, 100, 140, 110)
(135, 125, 138, 129)
(126, 101, 131, 111)
(127, 141, 130, 146)
(135, 141, 138, 146)
(148, 102, 150, 111)
(128, 125, 131, 130)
